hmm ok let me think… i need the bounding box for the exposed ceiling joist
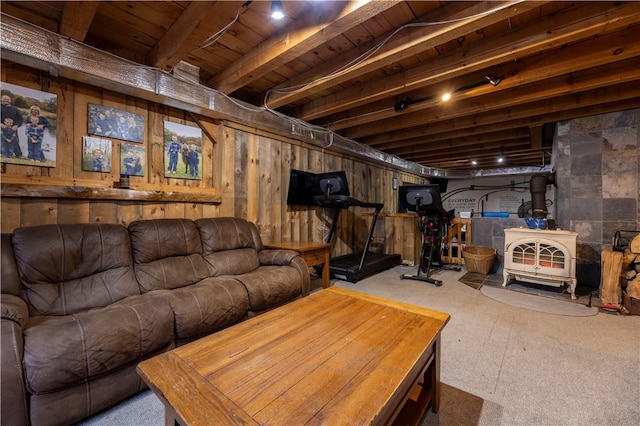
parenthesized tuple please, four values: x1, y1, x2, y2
(210, 0, 400, 94)
(150, 1, 245, 72)
(303, 1, 640, 123)
(59, 1, 99, 41)
(265, 1, 540, 110)
(2, 0, 638, 174)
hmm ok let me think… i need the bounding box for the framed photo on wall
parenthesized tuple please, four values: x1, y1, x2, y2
(1, 82, 57, 167)
(163, 121, 202, 180)
(88, 103, 144, 143)
(120, 142, 145, 176)
(82, 136, 112, 172)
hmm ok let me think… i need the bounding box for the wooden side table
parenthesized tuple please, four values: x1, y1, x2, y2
(264, 241, 331, 288)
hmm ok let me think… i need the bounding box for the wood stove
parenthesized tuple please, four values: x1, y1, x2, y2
(503, 227, 578, 299)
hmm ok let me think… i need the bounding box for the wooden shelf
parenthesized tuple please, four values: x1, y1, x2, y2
(1, 183, 221, 204)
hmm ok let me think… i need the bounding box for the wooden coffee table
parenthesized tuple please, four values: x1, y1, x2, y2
(137, 287, 450, 426)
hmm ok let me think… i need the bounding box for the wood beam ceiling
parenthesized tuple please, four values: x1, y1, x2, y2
(149, 1, 246, 72)
(302, 1, 640, 124)
(60, 1, 99, 41)
(209, 0, 399, 94)
(4, 0, 638, 173)
(263, 1, 539, 110)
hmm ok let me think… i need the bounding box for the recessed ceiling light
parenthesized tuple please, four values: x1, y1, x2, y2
(271, 0, 284, 19)
(441, 92, 451, 102)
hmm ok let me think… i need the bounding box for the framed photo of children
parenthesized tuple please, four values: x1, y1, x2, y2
(163, 121, 202, 180)
(82, 136, 112, 172)
(120, 143, 145, 176)
(1, 82, 57, 167)
(87, 103, 144, 143)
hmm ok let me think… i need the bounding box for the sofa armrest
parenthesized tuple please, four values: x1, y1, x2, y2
(258, 248, 300, 266)
(259, 249, 310, 296)
(1, 295, 29, 426)
(1, 294, 29, 327)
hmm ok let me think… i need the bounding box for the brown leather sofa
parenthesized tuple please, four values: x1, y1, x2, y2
(1, 217, 310, 426)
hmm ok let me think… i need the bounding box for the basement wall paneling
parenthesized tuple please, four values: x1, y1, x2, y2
(1, 63, 422, 259)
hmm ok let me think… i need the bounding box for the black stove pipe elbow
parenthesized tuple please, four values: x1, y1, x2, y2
(530, 174, 548, 218)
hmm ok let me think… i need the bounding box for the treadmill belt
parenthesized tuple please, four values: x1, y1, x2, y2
(329, 251, 401, 282)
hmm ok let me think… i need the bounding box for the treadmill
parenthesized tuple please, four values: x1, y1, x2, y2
(312, 173, 401, 282)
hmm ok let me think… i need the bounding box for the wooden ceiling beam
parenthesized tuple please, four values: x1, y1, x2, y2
(374, 122, 530, 151)
(149, 1, 246, 72)
(326, 28, 640, 132)
(375, 97, 640, 160)
(348, 56, 640, 140)
(301, 2, 640, 121)
(387, 128, 531, 157)
(379, 97, 640, 168)
(429, 153, 550, 170)
(426, 147, 551, 169)
(59, 1, 99, 42)
(256, 1, 476, 108)
(209, 0, 399, 94)
(529, 125, 543, 150)
(264, 0, 537, 109)
(360, 98, 638, 165)
(404, 139, 531, 163)
(402, 138, 531, 162)
(355, 77, 640, 146)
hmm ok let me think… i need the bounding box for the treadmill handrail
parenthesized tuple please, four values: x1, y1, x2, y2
(313, 194, 383, 212)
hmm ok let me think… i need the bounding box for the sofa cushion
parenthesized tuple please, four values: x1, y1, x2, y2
(196, 218, 260, 276)
(129, 219, 209, 291)
(201, 248, 261, 277)
(150, 277, 249, 343)
(11, 224, 140, 316)
(22, 295, 174, 394)
(235, 265, 303, 313)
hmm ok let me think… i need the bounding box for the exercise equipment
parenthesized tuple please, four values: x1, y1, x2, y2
(287, 169, 401, 282)
(398, 184, 457, 286)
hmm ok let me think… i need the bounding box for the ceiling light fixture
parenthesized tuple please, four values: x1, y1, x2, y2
(485, 74, 502, 87)
(393, 74, 500, 113)
(497, 146, 505, 163)
(271, 0, 284, 19)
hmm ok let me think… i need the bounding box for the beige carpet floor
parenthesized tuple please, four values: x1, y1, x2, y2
(479, 285, 598, 316)
(78, 265, 640, 426)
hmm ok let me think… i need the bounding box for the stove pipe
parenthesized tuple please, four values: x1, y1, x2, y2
(530, 174, 548, 218)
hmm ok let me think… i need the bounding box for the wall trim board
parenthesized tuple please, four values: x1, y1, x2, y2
(1, 183, 221, 204)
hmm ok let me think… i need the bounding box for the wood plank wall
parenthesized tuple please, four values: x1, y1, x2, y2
(1, 62, 423, 258)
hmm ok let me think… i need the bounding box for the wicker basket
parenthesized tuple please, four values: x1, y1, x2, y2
(462, 246, 496, 274)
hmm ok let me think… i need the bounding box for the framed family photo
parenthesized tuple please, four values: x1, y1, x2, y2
(120, 143, 145, 176)
(88, 103, 144, 143)
(1, 82, 57, 167)
(163, 121, 202, 180)
(82, 136, 112, 172)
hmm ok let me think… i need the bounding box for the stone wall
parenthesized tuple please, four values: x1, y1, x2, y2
(555, 108, 639, 287)
(470, 108, 639, 289)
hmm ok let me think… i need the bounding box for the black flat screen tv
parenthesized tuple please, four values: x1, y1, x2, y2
(398, 184, 443, 213)
(286, 169, 350, 206)
(286, 169, 317, 205)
